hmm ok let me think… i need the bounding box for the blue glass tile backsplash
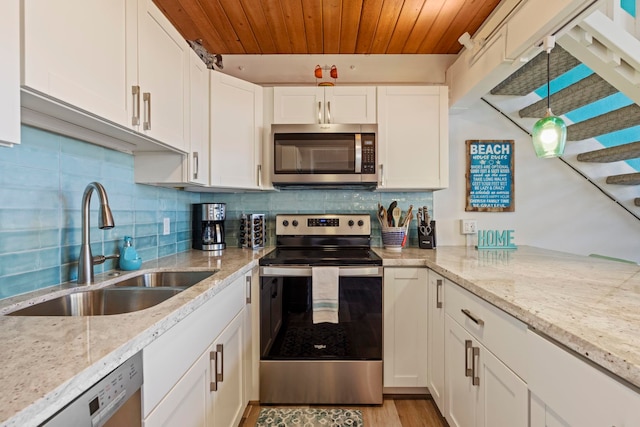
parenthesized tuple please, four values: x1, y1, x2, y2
(0, 126, 199, 299)
(0, 126, 433, 300)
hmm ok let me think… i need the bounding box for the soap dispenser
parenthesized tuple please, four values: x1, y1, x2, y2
(120, 236, 142, 271)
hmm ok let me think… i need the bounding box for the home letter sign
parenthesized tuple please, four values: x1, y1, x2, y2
(476, 229, 517, 250)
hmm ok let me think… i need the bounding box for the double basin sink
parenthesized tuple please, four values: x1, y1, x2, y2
(7, 271, 216, 316)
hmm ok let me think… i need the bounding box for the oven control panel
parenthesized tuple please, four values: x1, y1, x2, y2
(276, 214, 371, 236)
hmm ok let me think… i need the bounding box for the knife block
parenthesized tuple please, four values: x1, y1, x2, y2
(418, 220, 436, 249)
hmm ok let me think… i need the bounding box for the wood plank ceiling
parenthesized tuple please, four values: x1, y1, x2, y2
(153, 0, 501, 55)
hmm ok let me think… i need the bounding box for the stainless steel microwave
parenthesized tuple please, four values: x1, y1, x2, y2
(271, 124, 378, 188)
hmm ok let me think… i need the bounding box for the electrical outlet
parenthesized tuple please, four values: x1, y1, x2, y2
(163, 217, 170, 235)
(460, 219, 477, 235)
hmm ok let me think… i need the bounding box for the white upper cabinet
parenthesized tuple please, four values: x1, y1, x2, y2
(187, 49, 210, 186)
(376, 86, 449, 191)
(21, 0, 189, 153)
(273, 86, 376, 124)
(210, 72, 264, 190)
(135, 0, 189, 151)
(22, 0, 135, 128)
(0, 0, 20, 147)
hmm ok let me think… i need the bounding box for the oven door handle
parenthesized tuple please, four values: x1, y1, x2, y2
(260, 266, 383, 277)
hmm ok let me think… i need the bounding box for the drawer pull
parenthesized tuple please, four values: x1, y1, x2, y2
(436, 279, 443, 308)
(472, 346, 480, 386)
(461, 308, 485, 326)
(464, 340, 473, 377)
(209, 350, 217, 391)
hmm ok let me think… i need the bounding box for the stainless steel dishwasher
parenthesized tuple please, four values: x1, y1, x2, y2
(40, 352, 143, 427)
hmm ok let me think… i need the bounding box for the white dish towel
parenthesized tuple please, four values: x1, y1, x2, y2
(312, 266, 339, 324)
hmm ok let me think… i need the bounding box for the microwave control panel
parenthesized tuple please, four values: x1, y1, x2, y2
(361, 135, 376, 174)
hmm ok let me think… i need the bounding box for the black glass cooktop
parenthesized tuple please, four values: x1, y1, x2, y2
(259, 247, 382, 266)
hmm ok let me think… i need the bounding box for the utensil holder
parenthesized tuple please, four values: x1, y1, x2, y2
(418, 220, 436, 249)
(381, 226, 407, 251)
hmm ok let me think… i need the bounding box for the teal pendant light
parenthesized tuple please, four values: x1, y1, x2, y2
(531, 39, 567, 158)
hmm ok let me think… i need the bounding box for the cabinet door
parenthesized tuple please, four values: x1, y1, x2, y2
(189, 50, 210, 185)
(476, 339, 527, 427)
(273, 87, 324, 124)
(383, 268, 428, 388)
(144, 351, 208, 427)
(445, 316, 477, 427)
(427, 271, 446, 413)
(324, 87, 376, 124)
(0, 0, 20, 146)
(137, 0, 189, 151)
(210, 73, 263, 189)
(377, 86, 449, 190)
(210, 312, 245, 427)
(22, 0, 135, 128)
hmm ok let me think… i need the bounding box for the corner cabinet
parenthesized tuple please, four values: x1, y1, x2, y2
(272, 86, 376, 124)
(0, 0, 20, 147)
(376, 86, 449, 191)
(210, 73, 264, 190)
(134, 49, 210, 186)
(383, 268, 428, 389)
(143, 271, 252, 427)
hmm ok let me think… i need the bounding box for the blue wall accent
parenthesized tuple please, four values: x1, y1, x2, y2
(0, 126, 199, 299)
(0, 126, 433, 300)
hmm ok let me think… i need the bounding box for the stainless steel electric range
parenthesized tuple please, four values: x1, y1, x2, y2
(259, 213, 383, 405)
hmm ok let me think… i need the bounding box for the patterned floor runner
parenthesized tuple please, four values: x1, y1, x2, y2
(256, 407, 364, 427)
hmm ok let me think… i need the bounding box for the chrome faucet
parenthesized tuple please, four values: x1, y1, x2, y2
(77, 182, 117, 285)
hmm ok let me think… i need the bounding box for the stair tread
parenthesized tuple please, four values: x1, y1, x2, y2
(567, 104, 640, 141)
(605, 172, 640, 185)
(577, 141, 640, 162)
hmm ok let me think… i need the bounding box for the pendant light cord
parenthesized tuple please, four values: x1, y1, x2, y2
(546, 50, 551, 111)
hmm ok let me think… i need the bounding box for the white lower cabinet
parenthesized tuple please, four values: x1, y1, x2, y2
(528, 330, 640, 427)
(383, 268, 428, 389)
(445, 316, 527, 427)
(427, 270, 445, 413)
(142, 271, 251, 427)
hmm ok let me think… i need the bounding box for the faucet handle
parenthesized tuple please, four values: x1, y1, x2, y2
(92, 254, 120, 265)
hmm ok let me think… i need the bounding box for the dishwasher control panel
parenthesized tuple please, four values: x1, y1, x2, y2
(41, 352, 143, 427)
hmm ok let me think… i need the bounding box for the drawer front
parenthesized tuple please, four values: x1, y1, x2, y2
(445, 281, 527, 381)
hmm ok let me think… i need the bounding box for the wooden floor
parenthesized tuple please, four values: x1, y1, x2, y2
(240, 398, 447, 427)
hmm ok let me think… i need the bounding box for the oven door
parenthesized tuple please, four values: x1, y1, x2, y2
(259, 266, 383, 404)
(259, 266, 382, 360)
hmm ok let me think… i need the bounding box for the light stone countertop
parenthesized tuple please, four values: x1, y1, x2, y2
(0, 248, 271, 427)
(375, 246, 640, 392)
(1, 245, 639, 426)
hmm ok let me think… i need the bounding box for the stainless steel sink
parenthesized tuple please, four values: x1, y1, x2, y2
(111, 271, 215, 289)
(7, 270, 217, 316)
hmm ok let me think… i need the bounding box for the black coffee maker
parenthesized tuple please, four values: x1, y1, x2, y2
(192, 203, 226, 251)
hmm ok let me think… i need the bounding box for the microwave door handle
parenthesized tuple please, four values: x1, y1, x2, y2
(355, 134, 362, 173)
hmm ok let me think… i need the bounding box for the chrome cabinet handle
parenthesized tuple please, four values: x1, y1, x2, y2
(143, 92, 151, 130)
(436, 279, 443, 308)
(465, 340, 473, 377)
(193, 151, 199, 180)
(257, 164, 262, 188)
(216, 344, 224, 384)
(472, 346, 480, 386)
(326, 101, 331, 123)
(131, 86, 140, 126)
(379, 164, 384, 187)
(246, 275, 251, 304)
(318, 101, 322, 124)
(461, 308, 485, 326)
(209, 350, 217, 391)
